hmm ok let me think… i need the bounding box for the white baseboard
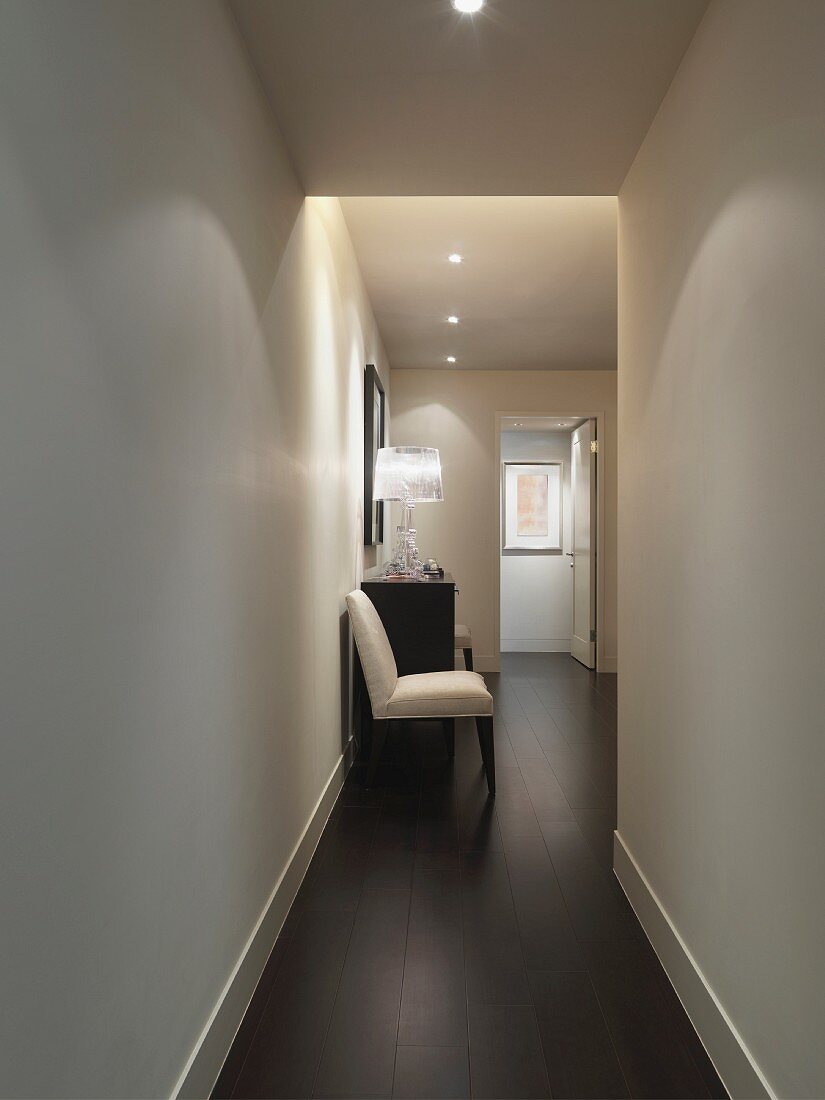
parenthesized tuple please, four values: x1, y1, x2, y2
(613, 832, 773, 1100)
(172, 739, 355, 1100)
(473, 654, 500, 673)
(600, 654, 618, 673)
(501, 639, 571, 653)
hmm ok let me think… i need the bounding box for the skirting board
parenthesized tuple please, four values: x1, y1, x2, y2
(473, 654, 499, 673)
(613, 832, 773, 1100)
(172, 738, 355, 1100)
(501, 639, 571, 653)
(601, 655, 618, 673)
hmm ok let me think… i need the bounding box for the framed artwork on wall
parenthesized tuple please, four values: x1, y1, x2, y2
(364, 364, 385, 546)
(502, 461, 562, 551)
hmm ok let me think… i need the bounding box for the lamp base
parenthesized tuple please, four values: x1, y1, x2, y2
(383, 507, 423, 578)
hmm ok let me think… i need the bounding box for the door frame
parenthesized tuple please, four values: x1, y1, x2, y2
(492, 410, 607, 673)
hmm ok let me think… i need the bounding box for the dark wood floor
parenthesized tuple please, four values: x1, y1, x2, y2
(213, 653, 726, 1100)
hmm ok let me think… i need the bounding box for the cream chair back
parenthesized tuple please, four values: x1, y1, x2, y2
(346, 590, 398, 718)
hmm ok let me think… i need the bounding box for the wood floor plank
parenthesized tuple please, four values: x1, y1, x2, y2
(529, 679, 564, 707)
(364, 789, 419, 890)
(455, 727, 502, 852)
(502, 834, 585, 972)
(468, 1003, 550, 1099)
(566, 703, 616, 741)
(539, 820, 637, 941)
(213, 933, 294, 1099)
(295, 805, 381, 913)
(460, 849, 531, 1006)
(547, 752, 610, 811)
(230, 910, 354, 1099)
(490, 725, 520, 770)
(512, 688, 551, 722)
(572, 804, 617, 871)
(521, 757, 576, 821)
(590, 692, 618, 729)
(640, 941, 729, 1099)
(527, 711, 571, 754)
(583, 938, 711, 1099)
(486, 762, 533, 814)
(393, 1046, 470, 1099)
(496, 801, 545, 845)
(552, 679, 605, 707)
(398, 870, 467, 1047)
(595, 671, 617, 690)
(338, 763, 386, 808)
(529, 970, 629, 1099)
(416, 779, 460, 871)
(546, 704, 593, 744)
(313, 888, 411, 1098)
(501, 713, 547, 762)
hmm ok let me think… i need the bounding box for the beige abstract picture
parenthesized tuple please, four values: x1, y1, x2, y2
(503, 461, 561, 550)
(517, 474, 549, 536)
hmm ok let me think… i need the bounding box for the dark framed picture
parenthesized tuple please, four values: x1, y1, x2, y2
(364, 364, 385, 545)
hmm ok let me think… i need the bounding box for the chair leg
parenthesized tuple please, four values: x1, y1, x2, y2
(463, 647, 474, 672)
(442, 717, 455, 760)
(475, 716, 496, 795)
(367, 719, 389, 787)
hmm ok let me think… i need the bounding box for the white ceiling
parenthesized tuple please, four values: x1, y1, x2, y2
(231, 0, 708, 196)
(502, 417, 585, 432)
(340, 196, 616, 370)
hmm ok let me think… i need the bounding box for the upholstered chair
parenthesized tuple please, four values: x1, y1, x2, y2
(454, 623, 473, 671)
(346, 590, 495, 794)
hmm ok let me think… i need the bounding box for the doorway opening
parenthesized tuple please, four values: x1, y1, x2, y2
(494, 413, 602, 671)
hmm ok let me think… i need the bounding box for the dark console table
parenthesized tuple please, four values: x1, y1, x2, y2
(361, 572, 456, 675)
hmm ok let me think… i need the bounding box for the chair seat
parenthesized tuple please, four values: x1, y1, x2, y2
(386, 670, 492, 718)
(454, 623, 472, 648)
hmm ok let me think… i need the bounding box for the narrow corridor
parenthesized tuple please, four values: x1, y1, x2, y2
(215, 654, 725, 1100)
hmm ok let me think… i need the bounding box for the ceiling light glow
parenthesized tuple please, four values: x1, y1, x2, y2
(452, 0, 484, 12)
(447, 356, 456, 363)
(447, 315, 459, 324)
(448, 253, 463, 264)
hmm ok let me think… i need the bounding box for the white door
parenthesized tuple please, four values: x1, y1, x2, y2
(570, 420, 597, 668)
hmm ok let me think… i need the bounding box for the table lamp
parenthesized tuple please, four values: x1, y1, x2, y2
(373, 446, 443, 576)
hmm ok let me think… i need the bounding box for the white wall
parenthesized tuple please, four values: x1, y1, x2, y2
(0, 3, 388, 1097)
(500, 431, 572, 652)
(390, 369, 617, 670)
(618, 1, 825, 1095)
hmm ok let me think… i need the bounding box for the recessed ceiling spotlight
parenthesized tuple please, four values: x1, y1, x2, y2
(447, 315, 459, 324)
(448, 253, 463, 264)
(446, 356, 457, 363)
(453, 0, 484, 12)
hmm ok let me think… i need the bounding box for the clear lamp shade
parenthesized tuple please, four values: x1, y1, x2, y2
(373, 446, 443, 503)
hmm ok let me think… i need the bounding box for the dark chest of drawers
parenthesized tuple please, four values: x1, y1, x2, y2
(360, 573, 456, 676)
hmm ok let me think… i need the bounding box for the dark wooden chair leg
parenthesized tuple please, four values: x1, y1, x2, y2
(463, 647, 474, 672)
(475, 715, 496, 795)
(367, 718, 389, 787)
(442, 717, 455, 760)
